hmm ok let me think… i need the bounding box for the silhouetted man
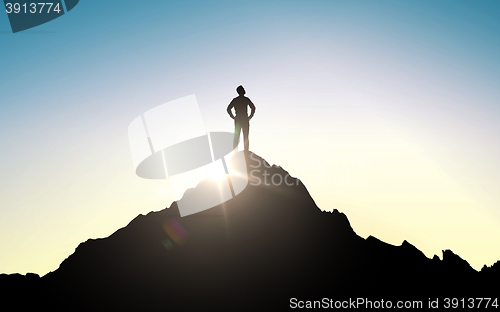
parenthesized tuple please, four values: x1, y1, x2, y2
(227, 85, 255, 151)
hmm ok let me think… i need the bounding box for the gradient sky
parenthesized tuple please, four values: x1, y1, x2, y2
(1, 0, 500, 275)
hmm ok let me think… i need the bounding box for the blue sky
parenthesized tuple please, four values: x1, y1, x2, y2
(1, 0, 500, 275)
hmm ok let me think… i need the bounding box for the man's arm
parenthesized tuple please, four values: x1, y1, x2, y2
(248, 99, 256, 119)
(227, 100, 235, 119)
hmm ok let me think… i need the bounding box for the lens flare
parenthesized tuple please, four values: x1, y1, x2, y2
(162, 238, 174, 250)
(162, 218, 188, 249)
(204, 160, 228, 182)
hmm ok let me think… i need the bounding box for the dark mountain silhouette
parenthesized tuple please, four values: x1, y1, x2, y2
(1, 152, 499, 310)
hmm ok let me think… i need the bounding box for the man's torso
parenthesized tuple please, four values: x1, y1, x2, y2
(231, 96, 252, 118)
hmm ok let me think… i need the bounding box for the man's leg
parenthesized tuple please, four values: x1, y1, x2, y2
(242, 119, 249, 151)
(233, 119, 242, 151)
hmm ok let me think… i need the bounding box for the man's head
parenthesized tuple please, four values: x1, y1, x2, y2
(236, 85, 245, 96)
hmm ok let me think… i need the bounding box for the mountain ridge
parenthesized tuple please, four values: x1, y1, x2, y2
(1, 152, 498, 310)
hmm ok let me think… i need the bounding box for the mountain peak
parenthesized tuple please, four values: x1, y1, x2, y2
(1, 152, 499, 310)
